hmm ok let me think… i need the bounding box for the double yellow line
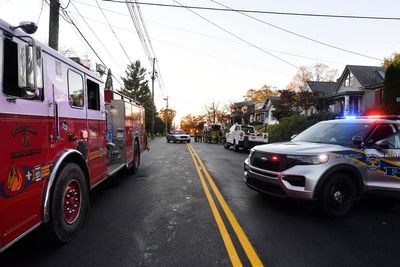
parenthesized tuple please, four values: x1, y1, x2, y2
(187, 143, 263, 267)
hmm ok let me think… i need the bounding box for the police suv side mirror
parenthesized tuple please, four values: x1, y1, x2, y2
(352, 136, 363, 146)
(375, 139, 390, 150)
(290, 134, 297, 140)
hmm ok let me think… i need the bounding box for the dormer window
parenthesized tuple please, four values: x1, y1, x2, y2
(344, 72, 354, 87)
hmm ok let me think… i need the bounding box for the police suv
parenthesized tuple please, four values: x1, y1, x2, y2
(244, 116, 400, 217)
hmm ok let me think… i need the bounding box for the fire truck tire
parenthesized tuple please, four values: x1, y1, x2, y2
(318, 173, 356, 218)
(131, 141, 140, 174)
(48, 163, 88, 243)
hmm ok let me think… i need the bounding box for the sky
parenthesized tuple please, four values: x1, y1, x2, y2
(1, 0, 399, 124)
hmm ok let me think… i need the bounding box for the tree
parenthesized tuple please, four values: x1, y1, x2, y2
(105, 68, 113, 91)
(383, 53, 400, 68)
(272, 90, 316, 120)
(243, 84, 277, 101)
(382, 63, 400, 114)
(180, 114, 206, 135)
(159, 107, 176, 132)
(287, 63, 338, 91)
(120, 60, 155, 135)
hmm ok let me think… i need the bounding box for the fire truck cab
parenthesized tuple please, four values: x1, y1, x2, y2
(0, 19, 147, 252)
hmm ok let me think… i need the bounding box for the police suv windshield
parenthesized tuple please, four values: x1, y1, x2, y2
(292, 121, 373, 147)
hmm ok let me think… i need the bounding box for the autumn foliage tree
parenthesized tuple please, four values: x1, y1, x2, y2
(180, 114, 206, 135)
(159, 108, 176, 133)
(383, 53, 400, 68)
(287, 63, 338, 91)
(243, 84, 277, 101)
(272, 90, 316, 120)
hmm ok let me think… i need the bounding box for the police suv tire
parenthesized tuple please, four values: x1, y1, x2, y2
(318, 173, 356, 218)
(48, 163, 88, 243)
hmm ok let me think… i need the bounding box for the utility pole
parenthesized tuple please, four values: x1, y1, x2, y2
(151, 57, 156, 137)
(164, 96, 169, 135)
(49, 0, 60, 50)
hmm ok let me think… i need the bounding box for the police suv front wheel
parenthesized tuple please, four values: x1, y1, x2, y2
(318, 173, 356, 218)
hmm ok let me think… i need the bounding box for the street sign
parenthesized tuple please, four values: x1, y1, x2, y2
(397, 97, 400, 103)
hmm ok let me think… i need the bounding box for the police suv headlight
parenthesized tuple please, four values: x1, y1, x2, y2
(287, 154, 329, 165)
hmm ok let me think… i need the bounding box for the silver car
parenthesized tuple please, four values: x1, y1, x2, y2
(244, 116, 400, 217)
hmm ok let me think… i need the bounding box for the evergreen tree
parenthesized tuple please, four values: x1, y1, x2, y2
(105, 68, 113, 90)
(120, 60, 155, 134)
(382, 64, 400, 114)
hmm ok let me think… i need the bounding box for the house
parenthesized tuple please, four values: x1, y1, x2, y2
(230, 100, 255, 124)
(302, 81, 337, 115)
(330, 65, 385, 115)
(252, 96, 280, 125)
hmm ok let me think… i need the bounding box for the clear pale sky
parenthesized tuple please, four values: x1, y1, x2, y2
(1, 0, 399, 124)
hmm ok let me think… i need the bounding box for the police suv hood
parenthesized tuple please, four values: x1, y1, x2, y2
(253, 141, 351, 154)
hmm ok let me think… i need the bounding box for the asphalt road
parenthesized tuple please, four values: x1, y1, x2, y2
(2, 137, 400, 266)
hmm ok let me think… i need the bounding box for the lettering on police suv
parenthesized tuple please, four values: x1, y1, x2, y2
(384, 167, 400, 177)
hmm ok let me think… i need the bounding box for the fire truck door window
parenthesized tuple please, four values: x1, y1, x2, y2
(87, 79, 100, 110)
(68, 70, 84, 107)
(2, 38, 43, 100)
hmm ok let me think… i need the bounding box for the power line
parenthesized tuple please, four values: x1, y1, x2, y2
(60, 8, 125, 87)
(67, 10, 347, 66)
(69, 1, 123, 71)
(134, 0, 166, 96)
(95, 0, 133, 65)
(210, 0, 381, 61)
(101, 0, 400, 21)
(172, 0, 299, 69)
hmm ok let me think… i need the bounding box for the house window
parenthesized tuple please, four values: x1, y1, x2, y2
(344, 72, 354, 87)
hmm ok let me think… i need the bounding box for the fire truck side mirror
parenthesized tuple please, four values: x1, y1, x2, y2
(17, 42, 43, 98)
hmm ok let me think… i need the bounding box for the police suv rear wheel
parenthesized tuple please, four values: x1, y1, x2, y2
(319, 173, 356, 218)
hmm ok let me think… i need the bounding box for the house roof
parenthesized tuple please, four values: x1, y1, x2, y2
(336, 65, 386, 90)
(306, 81, 337, 97)
(232, 100, 253, 107)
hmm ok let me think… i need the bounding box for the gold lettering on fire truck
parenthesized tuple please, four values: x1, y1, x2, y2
(10, 125, 41, 158)
(11, 125, 38, 147)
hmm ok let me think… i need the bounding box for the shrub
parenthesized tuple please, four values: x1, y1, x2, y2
(267, 112, 334, 143)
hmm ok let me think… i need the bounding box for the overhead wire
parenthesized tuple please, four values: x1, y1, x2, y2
(59, 7, 125, 87)
(101, 0, 400, 21)
(126, 0, 166, 97)
(69, 1, 124, 73)
(134, 0, 166, 96)
(171, 0, 300, 69)
(95, 0, 133, 65)
(68, 7, 347, 66)
(210, 0, 381, 61)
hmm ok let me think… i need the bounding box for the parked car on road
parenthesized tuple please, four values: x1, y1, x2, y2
(224, 124, 268, 151)
(244, 115, 400, 217)
(166, 129, 191, 143)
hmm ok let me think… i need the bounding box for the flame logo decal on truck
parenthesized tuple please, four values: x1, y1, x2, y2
(6, 163, 25, 193)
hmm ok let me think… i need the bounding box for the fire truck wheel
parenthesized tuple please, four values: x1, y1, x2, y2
(48, 163, 88, 243)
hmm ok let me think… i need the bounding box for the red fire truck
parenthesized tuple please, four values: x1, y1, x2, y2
(0, 19, 148, 252)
